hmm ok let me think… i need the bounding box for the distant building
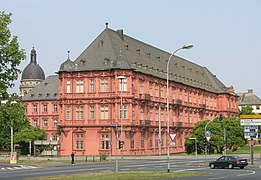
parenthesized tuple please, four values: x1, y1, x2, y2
(22, 26, 238, 156)
(20, 47, 45, 96)
(238, 89, 261, 114)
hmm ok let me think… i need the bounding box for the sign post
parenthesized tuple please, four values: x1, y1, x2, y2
(240, 115, 260, 165)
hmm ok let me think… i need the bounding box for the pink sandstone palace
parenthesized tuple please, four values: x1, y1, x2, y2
(20, 26, 238, 156)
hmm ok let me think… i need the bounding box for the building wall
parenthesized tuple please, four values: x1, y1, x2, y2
(57, 69, 238, 156)
(24, 100, 59, 141)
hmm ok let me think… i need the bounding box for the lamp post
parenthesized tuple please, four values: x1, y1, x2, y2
(189, 137, 197, 159)
(117, 75, 126, 160)
(166, 44, 193, 172)
(204, 115, 218, 164)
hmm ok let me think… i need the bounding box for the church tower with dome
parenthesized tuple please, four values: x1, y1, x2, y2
(20, 47, 45, 96)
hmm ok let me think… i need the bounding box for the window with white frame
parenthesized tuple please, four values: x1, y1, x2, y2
(75, 133, 84, 150)
(33, 119, 38, 127)
(76, 80, 84, 93)
(53, 104, 58, 112)
(89, 79, 94, 93)
(119, 78, 127, 91)
(120, 105, 128, 119)
(89, 105, 94, 120)
(66, 80, 71, 93)
(54, 119, 58, 127)
(100, 134, 109, 150)
(66, 106, 71, 120)
(100, 79, 108, 92)
(33, 105, 38, 112)
(76, 106, 84, 120)
(43, 119, 48, 128)
(43, 104, 48, 112)
(100, 106, 109, 119)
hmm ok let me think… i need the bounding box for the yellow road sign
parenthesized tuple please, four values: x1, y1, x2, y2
(240, 115, 261, 119)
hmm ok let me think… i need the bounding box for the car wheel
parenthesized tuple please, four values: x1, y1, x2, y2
(228, 164, 233, 169)
(240, 166, 244, 169)
(210, 164, 215, 169)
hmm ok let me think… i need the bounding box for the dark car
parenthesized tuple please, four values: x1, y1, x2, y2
(209, 155, 248, 169)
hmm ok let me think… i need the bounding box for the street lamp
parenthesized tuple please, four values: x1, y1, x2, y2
(166, 44, 193, 172)
(189, 137, 197, 159)
(117, 75, 126, 160)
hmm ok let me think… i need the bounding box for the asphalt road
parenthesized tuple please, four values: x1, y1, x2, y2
(0, 157, 260, 180)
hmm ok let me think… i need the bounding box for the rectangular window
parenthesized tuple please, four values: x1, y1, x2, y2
(101, 134, 109, 150)
(43, 119, 48, 128)
(53, 104, 58, 112)
(256, 106, 260, 110)
(75, 133, 84, 150)
(66, 80, 71, 93)
(89, 79, 94, 93)
(66, 106, 71, 120)
(33, 120, 38, 127)
(76, 106, 84, 120)
(130, 133, 134, 149)
(155, 85, 159, 97)
(76, 80, 84, 93)
(54, 119, 58, 127)
(33, 105, 38, 112)
(120, 105, 128, 119)
(149, 82, 153, 95)
(89, 105, 94, 120)
(43, 104, 48, 112)
(100, 79, 108, 92)
(100, 106, 109, 120)
(119, 78, 127, 92)
(140, 106, 144, 120)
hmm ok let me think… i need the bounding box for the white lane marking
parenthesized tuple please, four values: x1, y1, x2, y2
(173, 167, 208, 172)
(237, 170, 255, 177)
(209, 176, 228, 180)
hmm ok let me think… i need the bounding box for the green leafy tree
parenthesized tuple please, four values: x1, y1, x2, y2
(185, 117, 246, 154)
(0, 100, 29, 149)
(14, 127, 46, 155)
(0, 11, 26, 98)
(239, 105, 255, 115)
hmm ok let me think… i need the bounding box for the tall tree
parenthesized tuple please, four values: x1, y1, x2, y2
(0, 11, 26, 98)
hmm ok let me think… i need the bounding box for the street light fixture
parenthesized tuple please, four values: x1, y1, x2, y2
(117, 75, 126, 160)
(166, 44, 193, 172)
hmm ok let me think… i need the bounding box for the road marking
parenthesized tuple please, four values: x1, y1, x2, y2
(237, 170, 255, 177)
(209, 176, 228, 180)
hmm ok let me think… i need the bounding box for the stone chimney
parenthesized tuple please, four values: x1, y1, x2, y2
(117, 29, 124, 40)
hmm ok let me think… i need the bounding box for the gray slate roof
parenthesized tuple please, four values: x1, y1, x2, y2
(237, 89, 261, 105)
(22, 75, 58, 101)
(59, 28, 228, 94)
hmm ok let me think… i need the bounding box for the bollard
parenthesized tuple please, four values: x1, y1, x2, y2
(93, 156, 95, 162)
(100, 156, 101, 162)
(86, 156, 87, 162)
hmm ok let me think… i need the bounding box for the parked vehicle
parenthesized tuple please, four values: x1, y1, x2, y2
(209, 156, 248, 169)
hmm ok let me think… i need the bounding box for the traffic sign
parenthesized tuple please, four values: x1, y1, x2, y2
(240, 119, 261, 126)
(240, 115, 261, 119)
(244, 126, 258, 132)
(169, 133, 176, 141)
(244, 132, 258, 139)
(206, 136, 211, 142)
(205, 130, 211, 137)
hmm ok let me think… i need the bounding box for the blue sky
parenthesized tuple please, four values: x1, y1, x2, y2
(2, 0, 261, 97)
